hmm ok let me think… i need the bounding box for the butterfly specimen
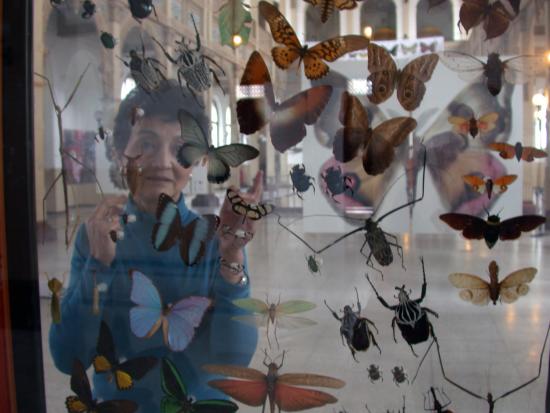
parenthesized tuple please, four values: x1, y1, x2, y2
(161, 358, 238, 413)
(304, 0, 363, 23)
(367, 43, 439, 111)
(176, 109, 259, 183)
(129, 270, 211, 352)
(458, 0, 514, 40)
(218, 0, 253, 47)
(333, 91, 417, 175)
(463, 174, 517, 199)
(93, 320, 158, 390)
(439, 212, 545, 248)
(66, 358, 138, 413)
(488, 142, 547, 162)
(420, 41, 437, 53)
(226, 189, 274, 222)
(236, 51, 332, 153)
(204, 350, 346, 413)
(401, 43, 418, 55)
(152, 193, 220, 266)
(259, 1, 370, 80)
(448, 260, 536, 305)
(448, 112, 498, 138)
(232, 297, 316, 348)
(439, 51, 544, 96)
(46, 273, 65, 323)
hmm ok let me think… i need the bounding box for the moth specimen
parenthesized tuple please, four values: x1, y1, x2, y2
(488, 142, 547, 162)
(226, 189, 274, 222)
(462, 174, 517, 199)
(448, 112, 498, 138)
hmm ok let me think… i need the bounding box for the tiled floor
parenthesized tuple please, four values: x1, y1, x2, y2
(38, 209, 550, 413)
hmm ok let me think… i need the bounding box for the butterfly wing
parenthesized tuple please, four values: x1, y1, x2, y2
(93, 320, 117, 375)
(463, 175, 486, 193)
(204, 364, 267, 380)
(458, 0, 487, 32)
(177, 110, 208, 168)
(448, 116, 470, 135)
(161, 358, 188, 403)
(499, 215, 546, 240)
(477, 112, 499, 134)
(232, 298, 270, 314)
(367, 43, 397, 105)
(398, 54, 439, 111)
(129, 270, 163, 339)
(483, 1, 513, 39)
(520, 146, 547, 162)
(165, 296, 211, 352)
(206, 144, 260, 183)
(95, 400, 138, 413)
(278, 373, 345, 388)
(152, 193, 181, 251)
(275, 383, 338, 411)
(448, 273, 490, 305)
(208, 379, 267, 407)
(333, 91, 370, 162)
(276, 316, 318, 329)
(492, 174, 517, 195)
(270, 85, 333, 152)
(438, 51, 485, 82)
(488, 142, 515, 159)
(277, 300, 316, 315)
(180, 215, 220, 266)
(116, 357, 158, 390)
(503, 54, 546, 85)
(499, 267, 537, 303)
(70, 359, 94, 409)
(439, 213, 487, 239)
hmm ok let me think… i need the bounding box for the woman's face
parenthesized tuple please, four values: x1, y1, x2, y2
(124, 116, 192, 211)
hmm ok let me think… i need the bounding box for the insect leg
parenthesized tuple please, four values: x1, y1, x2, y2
(151, 38, 178, 64)
(266, 320, 272, 349)
(354, 287, 361, 314)
(369, 330, 382, 354)
(274, 320, 280, 349)
(365, 274, 393, 310)
(412, 338, 435, 384)
(176, 70, 188, 96)
(384, 232, 406, 270)
(391, 317, 398, 343)
(324, 300, 342, 321)
(210, 67, 226, 95)
(350, 346, 358, 362)
(186, 80, 204, 108)
(409, 343, 419, 357)
(415, 256, 427, 304)
(204, 55, 227, 76)
(366, 318, 379, 334)
(424, 307, 439, 318)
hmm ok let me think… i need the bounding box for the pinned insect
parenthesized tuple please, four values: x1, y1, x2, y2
(94, 112, 112, 143)
(290, 164, 316, 199)
(46, 273, 65, 323)
(463, 174, 517, 200)
(449, 260, 537, 305)
(304, 0, 362, 23)
(324, 287, 381, 361)
(366, 364, 383, 383)
(431, 326, 549, 413)
(218, 0, 253, 47)
(321, 165, 354, 202)
(128, 0, 157, 22)
(458, 0, 514, 40)
(448, 112, 498, 139)
(488, 142, 547, 162)
(99, 32, 117, 49)
(204, 350, 346, 413)
(81, 0, 96, 19)
(153, 15, 225, 106)
(232, 296, 316, 348)
(221, 224, 254, 247)
(306, 254, 322, 276)
(226, 189, 274, 223)
(119, 38, 166, 96)
(391, 366, 409, 386)
(424, 387, 453, 413)
(439, 211, 546, 249)
(366, 257, 438, 356)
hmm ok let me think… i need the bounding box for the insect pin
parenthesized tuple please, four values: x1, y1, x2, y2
(366, 364, 383, 383)
(290, 164, 315, 199)
(306, 254, 322, 276)
(46, 272, 65, 323)
(366, 257, 439, 356)
(152, 14, 225, 106)
(81, 0, 96, 19)
(324, 287, 381, 361)
(424, 387, 453, 413)
(321, 165, 354, 203)
(391, 366, 409, 386)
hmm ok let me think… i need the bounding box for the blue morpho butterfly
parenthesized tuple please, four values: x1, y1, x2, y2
(152, 193, 220, 266)
(129, 270, 211, 352)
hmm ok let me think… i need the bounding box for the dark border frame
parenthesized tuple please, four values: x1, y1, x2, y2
(2, 1, 47, 412)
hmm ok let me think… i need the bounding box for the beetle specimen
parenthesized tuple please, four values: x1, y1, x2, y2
(391, 366, 409, 386)
(279, 147, 427, 275)
(46, 273, 65, 323)
(424, 387, 453, 413)
(100, 32, 117, 49)
(325, 287, 381, 361)
(431, 326, 549, 413)
(81, 0, 96, 19)
(290, 164, 315, 199)
(128, 0, 157, 22)
(306, 254, 322, 275)
(367, 364, 383, 383)
(119, 38, 166, 96)
(321, 165, 354, 202)
(204, 350, 346, 413)
(366, 257, 438, 356)
(153, 15, 225, 106)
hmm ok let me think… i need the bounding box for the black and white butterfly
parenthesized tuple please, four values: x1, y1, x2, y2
(176, 109, 259, 183)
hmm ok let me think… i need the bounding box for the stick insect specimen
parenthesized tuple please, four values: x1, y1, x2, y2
(366, 257, 439, 356)
(428, 325, 550, 413)
(424, 387, 454, 413)
(35, 65, 104, 247)
(232, 296, 316, 348)
(279, 147, 427, 276)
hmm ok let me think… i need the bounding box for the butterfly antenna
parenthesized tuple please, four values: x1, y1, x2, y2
(377, 143, 427, 223)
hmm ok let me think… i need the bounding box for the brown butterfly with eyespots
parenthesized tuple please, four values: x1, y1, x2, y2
(236, 51, 333, 153)
(259, 1, 370, 80)
(303, 0, 363, 23)
(333, 91, 417, 176)
(367, 43, 439, 112)
(458, 0, 515, 40)
(488, 142, 547, 162)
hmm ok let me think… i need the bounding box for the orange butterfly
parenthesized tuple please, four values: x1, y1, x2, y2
(448, 112, 498, 139)
(237, 51, 332, 152)
(259, 1, 369, 80)
(488, 142, 547, 162)
(204, 351, 345, 413)
(304, 0, 363, 23)
(463, 174, 517, 200)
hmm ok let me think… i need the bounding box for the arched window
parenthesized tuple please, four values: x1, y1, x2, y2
(305, 5, 340, 41)
(360, 0, 397, 40)
(211, 102, 220, 147)
(225, 106, 232, 146)
(417, 0, 453, 40)
(120, 77, 136, 100)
